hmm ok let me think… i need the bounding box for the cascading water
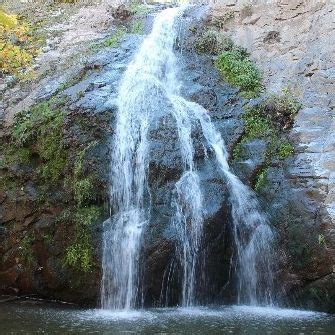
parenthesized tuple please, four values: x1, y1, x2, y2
(101, 6, 187, 310)
(101, 4, 275, 310)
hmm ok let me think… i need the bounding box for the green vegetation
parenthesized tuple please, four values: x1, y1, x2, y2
(215, 48, 262, 97)
(19, 234, 35, 264)
(62, 141, 102, 272)
(102, 28, 126, 47)
(278, 142, 294, 159)
(11, 100, 67, 183)
(0, 9, 40, 78)
(254, 168, 268, 192)
(318, 234, 326, 247)
(193, 23, 262, 97)
(232, 89, 301, 191)
(212, 11, 235, 28)
(92, 28, 126, 51)
(64, 206, 101, 272)
(129, 0, 151, 16)
(131, 20, 144, 34)
(194, 30, 233, 55)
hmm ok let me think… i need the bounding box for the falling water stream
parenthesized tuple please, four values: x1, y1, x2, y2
(101, 5, 275, 310)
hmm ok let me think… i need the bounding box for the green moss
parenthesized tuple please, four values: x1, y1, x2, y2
(131, 20, 144, 34)
(1, 147, 32, 169)
(74, 176, 96, 206)
(75, 206, 101, 226)
(11, 100, 67, 183)
(64, 205, 101, 272)
(278, 141, 294, 159)
(101, 28, 126, 48)
(254, 168, 268, 192)
(243, 108, 271, 139)
(65, 232, 93, 272)
(232, 91, 300, 190)
(215, 48, 262, 97)
(129, 0, 151, 16)
(71, 141, 99, 206)
(318, 234, 326, 247)
(62, 139, 102, 272)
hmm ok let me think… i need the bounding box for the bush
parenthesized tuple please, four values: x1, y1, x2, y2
(194, 30, 234, 55)
(0, 9, 38, 77)
(215, 48, 262, 97)
(264, 88, 302, 129)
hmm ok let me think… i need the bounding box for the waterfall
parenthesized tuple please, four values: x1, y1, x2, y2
(101, 6, 186, 310)
(101, 5, 275, 310)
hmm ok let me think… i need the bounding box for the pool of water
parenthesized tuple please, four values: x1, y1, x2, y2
(1, 301, 335, 334)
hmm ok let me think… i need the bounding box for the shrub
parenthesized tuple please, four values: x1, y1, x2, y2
(264, 88, 302, 129)
(278, 141, 294, 159)
(194, 30, 234, 55)
(0, 9, 39, 77)
(212, 11, 235, 28)
(215, 48, 262, 97)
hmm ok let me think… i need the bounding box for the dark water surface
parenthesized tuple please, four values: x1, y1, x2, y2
(1, 301, 335, 334)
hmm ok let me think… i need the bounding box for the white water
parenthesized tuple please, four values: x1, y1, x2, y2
(102, 5, 275, 310)
(101, 6, 187, 310)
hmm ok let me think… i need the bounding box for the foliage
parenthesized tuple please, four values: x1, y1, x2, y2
(232, 89, 301, 190)
(254, 168, 268, 192)
(11, 100, 67, 183)
(63, 140, 101, 272)
(129, 0, 151, 16)
(74, 177, 96, 206)
(0, 9, 39, 77)
(194, 29, 234, 55)
(212, 11, 235, 28)
(131, 20, 144, 34)
(98, 28, 126, 49)
(19, 234, 35, 264)
(264, 88, 302, 129)
(64, 206, 101, 272)
(215, 48, 262, 97)
(318, 234, 326, 247)
(2, 147, 31, 166)
(278, 141, 294, 159)
(65, 231, 93, 272)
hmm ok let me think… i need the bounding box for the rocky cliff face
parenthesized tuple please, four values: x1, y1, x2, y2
(207, 0, 335, 311)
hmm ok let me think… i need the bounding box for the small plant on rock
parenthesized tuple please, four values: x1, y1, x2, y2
(194, 29, 234, 55)
(215, 48, 262, 97)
